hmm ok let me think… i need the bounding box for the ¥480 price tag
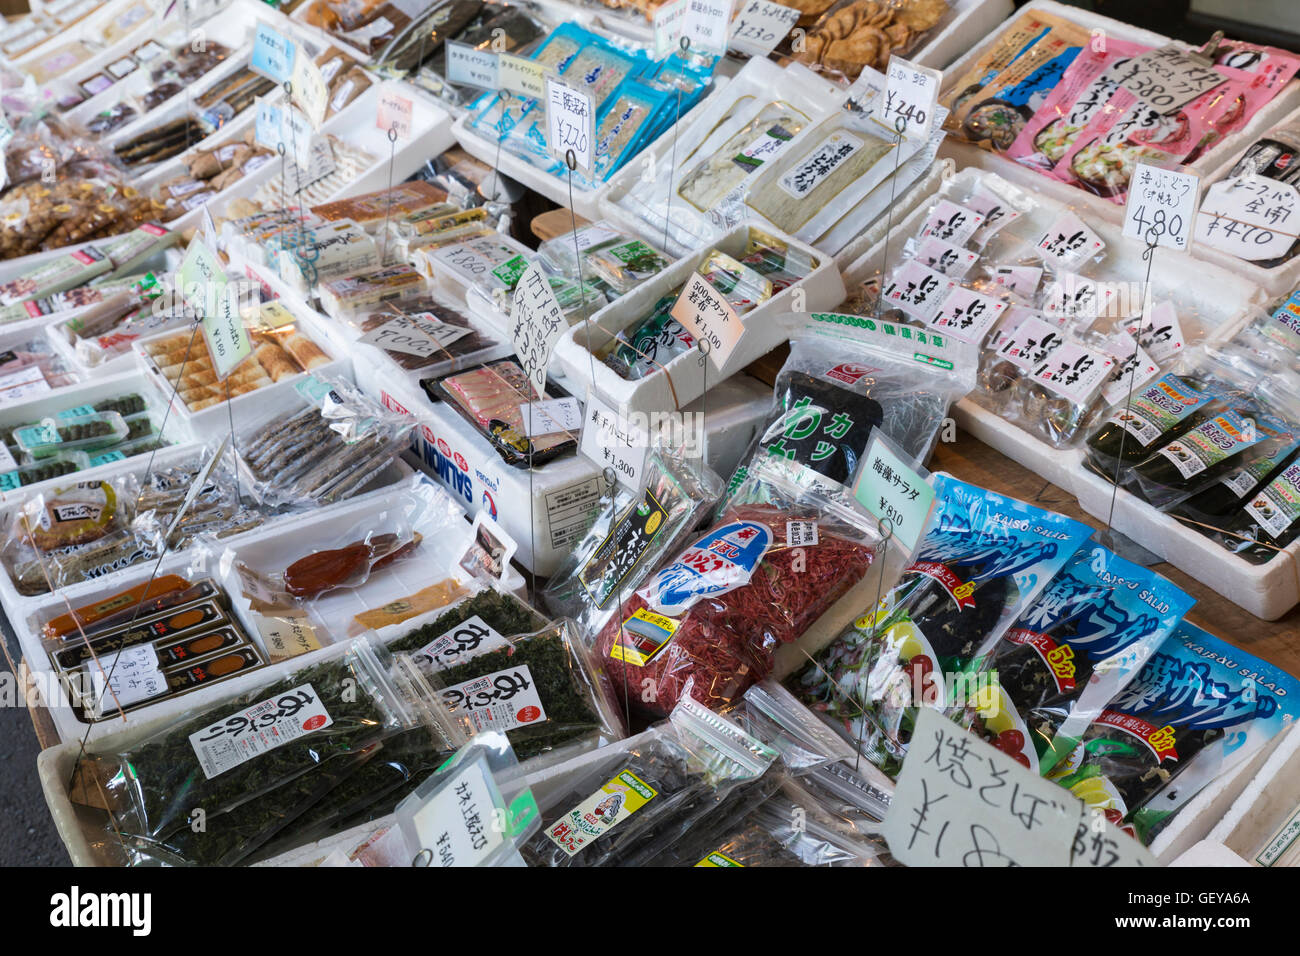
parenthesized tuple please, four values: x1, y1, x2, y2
(1123, 162, 1198, 251)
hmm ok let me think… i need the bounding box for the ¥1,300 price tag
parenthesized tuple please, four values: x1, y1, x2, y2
(654, 0, 687, 57)
(251, 21, 296, 83)
(545, 77, 593, 171)
(522, 396, 582, 437)
(446, 40, 500, 90)
(670, 272, 744, 372)
(1193, 176, 1300, 262)
(728, 0, 799, 58)
(853, 432, 934, 552)
(498, 52, 545, 99)
(580, 390, 648, 492)
(1123, 162, 1198, 251)
(376, 89, 413, 140)
(882, 56, 942, 141)
(682, 0, 735, 57)
(510, 263, 567, 393)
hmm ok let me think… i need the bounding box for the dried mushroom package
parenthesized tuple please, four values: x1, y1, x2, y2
(789, 474, 1092, 776)
(1049, 621, 1300, 845)
(979, 544, 1193, 774)
(520, 696, 777, 867)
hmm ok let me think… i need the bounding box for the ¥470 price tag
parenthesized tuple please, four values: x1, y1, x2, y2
(1124, 162, 1198, 251)
(1194, 176, 1300, 262)
(670, 272, 744, 371)
(853, 432, 934, 552)
(728, 0, 799, 58)
(882, 56, 942, 142)
(545, 77, 593, 171)
(580, 390, 648, 492)
(447, 41, 500, 90)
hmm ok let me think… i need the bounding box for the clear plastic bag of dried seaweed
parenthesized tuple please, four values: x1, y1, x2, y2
(94, 637, 433, 844)
(384, 583, 550, 662)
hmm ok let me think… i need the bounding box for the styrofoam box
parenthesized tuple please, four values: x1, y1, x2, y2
(550, 222, 844, 417)
(1204, 721, 1300, 865)
(0, 323, 89, 405)
(935, 0, 1300, 249)
(13, 0, 148, 67)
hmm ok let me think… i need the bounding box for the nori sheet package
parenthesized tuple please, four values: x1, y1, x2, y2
(519, 695, 778, 868)
(593, 457, 880, 720)
(978, 543, 1194, 774)
(1048, 621, 1300, 845)
(789, 473, 1093, 776)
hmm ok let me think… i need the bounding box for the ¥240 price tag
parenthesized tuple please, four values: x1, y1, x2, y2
(728, 0, 799, 58)
(881, 56, 942, 141)
(545, 77, 593, 171)
(853, 432, 934, 553)
(580, 390, 648, 492)
(1123, 162, 1198, 251)
(670, 272, 744, 371)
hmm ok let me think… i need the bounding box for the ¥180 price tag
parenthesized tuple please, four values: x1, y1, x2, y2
(670, 272, 744, 371)
(545, 77, 593, 171)
(681, 0, 735, 57)
(881, 56, 942, 141)
(580, 390, 648, 492)
(853, 432, 934, 553)
(1123, 162, 1198, 251)
(728, 0, 799, 58)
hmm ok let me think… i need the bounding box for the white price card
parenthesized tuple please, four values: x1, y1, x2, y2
(1123, 162, 1199, 251)
(291, 52, 329, 128)
(281, 103, 318, 171)
(653, 0, 687, 56)
(883, 709, 1130, 867)
(446, 40, 500, 90)
(359, 311, 473, 357)
(670, 271, 744, 371)
(179, 236, 251, 380)
(1194, 176, 1300, 262)
(728, 0, 798, 58)
(853, 432, 934, 552)
(545, 76, 593, 171)
(522, 396, 582, 437)
(408, 756, 507, 867)
(251, 21, 295, 83)
(89, 644, 167, 716)
(254, 97, 281, 149)
(580, 389, 649, 492)
(498, 52, 545, 99)
(376, 89, 413, 140)
(284, 137, 337, 194)
(881, 56, 942, 141)
(681, 0, 734, 56)
(510, 263, 567, 394)
(0, 364, 51, 403)
(1035, 212, 1107, 270)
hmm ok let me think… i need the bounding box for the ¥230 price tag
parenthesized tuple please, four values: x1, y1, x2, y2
(728, 0, 799, 58)
(881, 56, 942, 141)
(670, 272, 744, 371)
(1123, 162, 1198, 251)
(545, 77, 593, 171)
(853, 432, 934, 553)
(580, 390, 648, 492)
(1194, 175, 1300, 261)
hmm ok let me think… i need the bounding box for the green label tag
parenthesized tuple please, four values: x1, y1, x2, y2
(853, 433, 934, 552)
(58, 405, 95, 419)
(491, 254, 529, 289)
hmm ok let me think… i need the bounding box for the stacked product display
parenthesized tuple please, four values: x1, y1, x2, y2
(0, 0, 1296, 871)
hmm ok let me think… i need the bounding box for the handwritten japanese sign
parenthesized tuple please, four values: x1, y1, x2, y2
(881, 56, 942, 141)
(545, 77, 593, 171)
(1194, 176, 1300, 261)
(360, 312, 473, 358)
(522, 396, 581, 437)
(251, 21, 295, 83)
(376, 89, 413, 140)
(406, 755, 505, 867)
(728, 0, 798, 58)
(581, 390, 648, 492)
(670, 272, 744, 371)
(290, 51, 328, 128)
(1123, 162, 1198, 251)
(1115, 45, 1225, 114)
(179, 236, 250, 381)
(510, 263, 567, 394)
(853, 432, 933, 552)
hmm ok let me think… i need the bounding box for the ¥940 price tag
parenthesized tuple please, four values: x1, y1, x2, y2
(580, 390, 648, 492)
(545, 77, 593, 171)
(728, 0, 799, 58)
(881, 56, 942, 142)
(670, 272, 744, 371)
(1123, 162, 1199, 251)
(682, 0, 735, 56)
(1194, 175, 1300, 262)
(852, 432, 934, 553)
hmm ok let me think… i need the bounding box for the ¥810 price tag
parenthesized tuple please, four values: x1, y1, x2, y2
(670, 272, 743, 371)
(853, 432, 934, 552)
(1123, 162, 1198, 251)
(580, 390, 648, 492)
(881, 56, 942, 142)
(545, 77, 593, 171)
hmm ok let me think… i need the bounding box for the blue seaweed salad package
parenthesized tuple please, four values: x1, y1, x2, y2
(978, 544, 1194, 774)
(1049, 621, 1300, 845)
(789, 474, 1093, 776)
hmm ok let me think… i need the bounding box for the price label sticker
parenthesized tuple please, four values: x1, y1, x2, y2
(510, 263, 567, 394)
(581, 389, 649, 492)
(251, 21, 296, 83)
(1123, 162, 1199, 251)
(654, 0, 687, 57)
(360, 311, 473, 357)
(545, 76, 593, 171)
(446, 40, 500, 90)
(1035, 212, 1107, 270)
(498, 52, 545, 99)
(1101, 332, 1160, 408)
(376, 89, 413, 140)
(279, 104, 318, 171)
(291, 53, 329, 128)
(1031, 341, 1114, 404)
(728, 0, 799, 58)
(1194, 176, 1300, 262)
(881, 56, 942, 141)
(522, 396, 582, 437)
(1115, 45, 1225, 115)
(853, 432, 934, 552)
(0, 364, 50, 404)
(681, 0, 735, 56)
(670, 272, 744, 371)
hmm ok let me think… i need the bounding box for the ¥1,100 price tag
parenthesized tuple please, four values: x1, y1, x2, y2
(882, 56, 942, 141)
(545, 77, 593, 171)
(670, 272, 744, 371)
(681, 0, 735, 57)
(446, 41, 500, 90)
(376, 89, 413, 140)
(853, 432, 934, 552)
(498, 53, 545, 99)
(1123, 162, 1198, 251)
(580, 390, 648, 492)
(1193, 176, 1300, 262)
(522, 396, 582, 437)
(728, 0, 799, 58)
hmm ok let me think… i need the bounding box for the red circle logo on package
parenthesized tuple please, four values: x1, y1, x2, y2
(438, 439, 451, 457)
(302, 715, 327, 731)
(516, 706, 541, 723)
(826, 363, 879, 385)
(455, 453, 469, 472)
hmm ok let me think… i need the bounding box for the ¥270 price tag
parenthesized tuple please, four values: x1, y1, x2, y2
(853, 432, 934, 553)
(728, 0, 799, 58)
(376, 89, 413, 140)
(1193, 175, 1300, 262)
(881, 56, 942, 142)
(681, 0, 735, 57)
(545, 77, 593, 171)
(580, 390, 648, 492)
(670, 272, 743, 371)
(1123, 162, 1198, 251)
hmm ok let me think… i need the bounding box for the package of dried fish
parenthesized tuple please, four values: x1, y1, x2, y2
(236, 374, 417, 508)
(347, 292, 510, 380)
(794, 0, 951, 81)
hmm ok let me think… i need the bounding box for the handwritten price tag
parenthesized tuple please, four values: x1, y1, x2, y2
(251, 21, 295, 83)
(89, 644, 167, 715)
(580, 389, 648, 492)
(1193, 176, 1300, 262)
(498, 52, 545, 99)
(179, 236, 251, 381)
(681, 0, 734, 56)
(545, 76, 593, 171)
(376, 89, 413, 140)
(359, 312, 472, 357)
(522, 396, 582, 437)
(510, 263, 567, 393)
(1115, 45, 1225, 115)
(853, 433, 933, 552)
(728, 0, 798, 58)
(447, 41, 500, 90)
(1124, 162, 1199, 251)
(670, 272, 744, 371)
(881, 56, 942, 141)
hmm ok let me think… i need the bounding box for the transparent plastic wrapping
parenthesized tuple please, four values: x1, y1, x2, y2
(385, 585, 550, 659)
(519, 695, 778, 867)
(732, 679, 858, 775)
(792, 0, 952, 82)
(14, 411, 129, 459)
(593, 456, 880, 720)
(346, 291, 511, 380)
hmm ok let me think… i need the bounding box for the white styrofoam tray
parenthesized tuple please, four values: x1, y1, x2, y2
(1206, 721, 1300, 865)
(550, 221, 844, 416)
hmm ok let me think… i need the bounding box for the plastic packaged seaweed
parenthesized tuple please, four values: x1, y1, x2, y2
(1048, 621, 1300, 844)
(1208, 457, 1300, 563)
(789, 473, 1092, 776)
(14, 411, 129, 459)
(978, 544, 1193, 774)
